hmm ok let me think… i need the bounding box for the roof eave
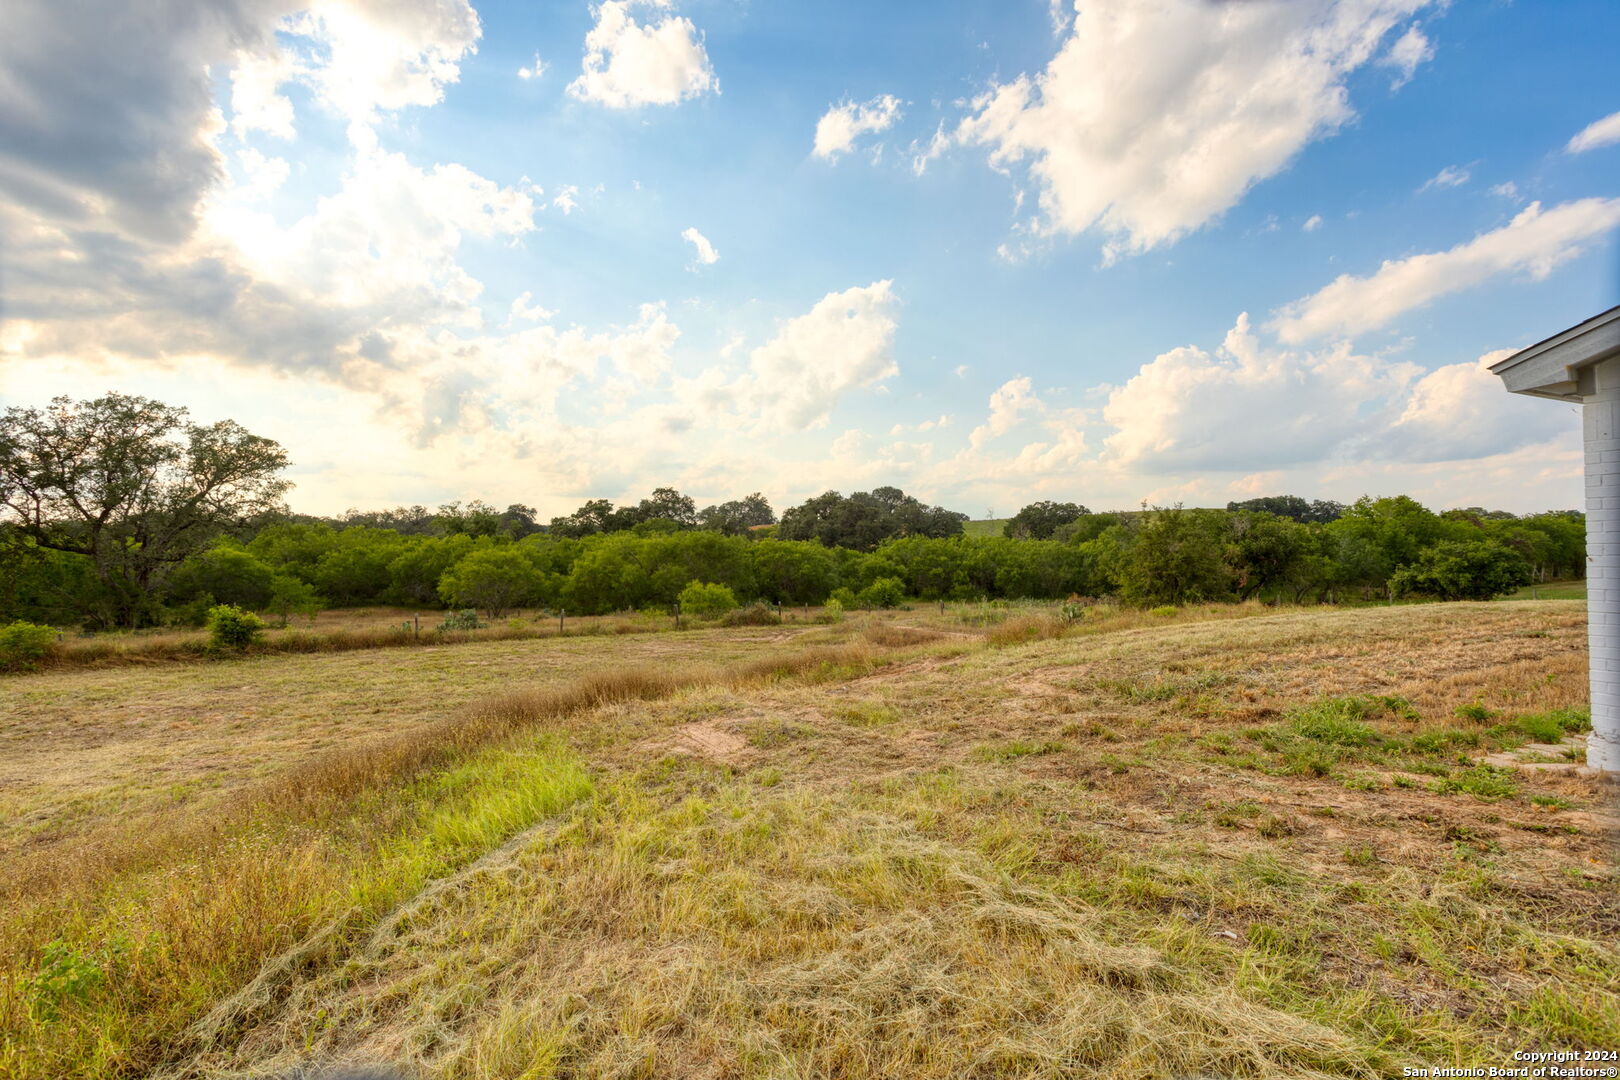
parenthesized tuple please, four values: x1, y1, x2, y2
(1491, 305, 1620, 397)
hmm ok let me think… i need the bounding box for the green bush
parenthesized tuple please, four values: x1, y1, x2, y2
(0, 621, 58, 672)
(858, 576, 905, 609)
(206, 604, 264, 650)
(818, 597, 846, 623)
(1390, 540, 1532, 601)
(678, 581, 738, 619)
(437, 609, 485, 631)
(828, 586, 860, 610)
(721, 602, 780, 626)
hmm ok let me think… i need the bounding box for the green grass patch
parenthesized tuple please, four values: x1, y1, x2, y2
(1432, 765, 1519, 801)
(971, 739, 1065, 762)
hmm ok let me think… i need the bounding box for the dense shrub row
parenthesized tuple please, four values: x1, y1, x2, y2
(0, 495, 1583, 628)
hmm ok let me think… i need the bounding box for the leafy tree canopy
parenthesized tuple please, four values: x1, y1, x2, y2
(1004, 501, 1089, 540)
(0, 394, 289, 626)
(777, 486, 967, 551)
(1225, 495, 1345, 524)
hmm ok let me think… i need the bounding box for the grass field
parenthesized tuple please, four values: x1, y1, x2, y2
(961, 518, 1010, 537)
(1506, 580, 1588, 601)
(2, 601, 1615, 1079)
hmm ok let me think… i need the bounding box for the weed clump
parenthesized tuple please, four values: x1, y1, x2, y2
(1433, 765, 1519, 801)
(721, 602, 781, 627)
(1287, 697, 1383, 747)
(437, 609, 485, 631)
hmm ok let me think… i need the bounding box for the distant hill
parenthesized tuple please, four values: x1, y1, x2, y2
(962, 519, 1010, 538)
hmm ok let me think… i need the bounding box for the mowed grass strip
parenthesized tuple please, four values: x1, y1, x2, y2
(0, 638, 915, 1080)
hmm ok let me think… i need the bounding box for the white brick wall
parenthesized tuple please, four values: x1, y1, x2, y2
(1584, 359, 1620, 771)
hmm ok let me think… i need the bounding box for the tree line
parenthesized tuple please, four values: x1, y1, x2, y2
(0, 394, 1585, 629)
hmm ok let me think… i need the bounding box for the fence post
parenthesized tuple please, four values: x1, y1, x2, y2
(559, 609, 565, 633)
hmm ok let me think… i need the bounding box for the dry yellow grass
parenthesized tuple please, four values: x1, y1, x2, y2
(4, 600, 1615, 1080)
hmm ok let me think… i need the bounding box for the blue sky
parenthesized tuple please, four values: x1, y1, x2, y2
(2, 0, 1618, 517)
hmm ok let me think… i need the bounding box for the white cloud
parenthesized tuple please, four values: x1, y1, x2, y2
(1096, 315, 1569, 477)
(813, 94, 903, 160)
(955, 0, 1432, 259)
(1379, 24, 1433, 89)
(551, 185, 579, 214)
(1490, 181, 1521, 200)
(280, 0, 482, 126)
(1101, 314, 1410, 471)
(509, 291, 554, 323)
(518, 53, 546, 80)
(1302, 214, 1323, 232)
(968, 377, 1041, 449)
(736, 281, 899, 430)
(1271, 197, 1620, 343)
(205, 143, 535, 323)
(567, 0, 717, 109)
(229, 46, 298, 139)
(681, 226, 719, 266)
(233, 148, 291, 200)
(1417, 164, 1470, 192)
(1567, 110, 1620, 154)
(1381, 350, 1570, 463)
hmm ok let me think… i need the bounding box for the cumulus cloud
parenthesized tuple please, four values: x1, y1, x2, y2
(1379, 24, 1433, 89)
(681, 226, 719, 265)
(1095, 314, 1571, 478)
(568, 0, 717, 109)
(968, 377, 1042, 449)
(954, 0, 1432, 259)
(813, 95, 903, 160)
(1101, 315, 1410, 471)
(1271, 197, 1620, 342)
(1567, 110, 1620, 154)
(517, 52, 546, 80)
(1381, 350, 1571, 463)
(206, 143, 534, 324)
(278, 0, 482, 126)
(509, 291, 554, 323)
(736, 281, 899, 430)
(1302, 214, 1323, 232)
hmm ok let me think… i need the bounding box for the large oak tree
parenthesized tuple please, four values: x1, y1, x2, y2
(0, 393, 290, 626)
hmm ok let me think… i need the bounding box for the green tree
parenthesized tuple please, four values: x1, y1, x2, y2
(1117, 507, 1234, 606)
(778, 487, 966, 550)
(698, 492, 776, 535)
(438, 546, 556, 617)
(1004, 501, 1088, 540)
(0, 394, 289, 626)
(165, 545, 277, 610)
(751, 539, 835, 604)
(1226, 495, 1344, 524)
(266, 574, 322, 627)
(387, 534, 478, 606)
(1390, 541, 1532, 601)
(1226, 513, 1310, 601)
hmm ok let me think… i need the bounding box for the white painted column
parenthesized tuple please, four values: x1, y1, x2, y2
(1583, 356, 1620, 771)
